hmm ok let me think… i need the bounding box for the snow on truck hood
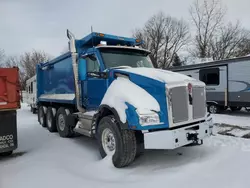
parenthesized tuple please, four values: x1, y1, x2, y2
(119, 67, 197, 84)
(101, 77, 160, 123)
(101, 67, 203, 123)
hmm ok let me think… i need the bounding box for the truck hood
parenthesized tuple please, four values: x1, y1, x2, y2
(117, 67, 199, 85)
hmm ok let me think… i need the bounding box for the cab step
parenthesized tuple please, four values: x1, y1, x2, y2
(73, 111, 97, 137)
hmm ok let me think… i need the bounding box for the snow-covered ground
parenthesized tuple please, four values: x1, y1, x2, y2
(1, 104, 250, 188)
(212, 110, 250, 127)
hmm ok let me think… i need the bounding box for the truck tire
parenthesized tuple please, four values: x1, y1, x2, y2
(135, 131, 144, 158)
(56, 107, 75, 138)
(38, 106, 46, 127)
(46, 107, 57, 132)
(0, 151, 13, 157)
(97, 115, 137, 168)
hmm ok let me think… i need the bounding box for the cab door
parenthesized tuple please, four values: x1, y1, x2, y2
(81, 54, 108, 110)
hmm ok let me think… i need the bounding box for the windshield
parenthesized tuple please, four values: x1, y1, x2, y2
(100, 48, 154, 69)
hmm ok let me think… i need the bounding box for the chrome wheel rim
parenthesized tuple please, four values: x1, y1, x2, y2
(58, 114, 65, 131)
(102, 128, 116, 156)
(209, 106, 217, 114)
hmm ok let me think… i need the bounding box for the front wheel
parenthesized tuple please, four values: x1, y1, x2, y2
(0, 151, 13, 157)
(97, 115, 137, 168)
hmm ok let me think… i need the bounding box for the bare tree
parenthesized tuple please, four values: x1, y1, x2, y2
(190, 0, 226, 58)
(4, 56, 27, 90)
(210, 22, 250, 60)
(133, 12, 190, 69)
(0, 49, 5, 67)
(235, 37, 250, 57)
(4, 55, 20, 68)
(20, 50, 51, 79)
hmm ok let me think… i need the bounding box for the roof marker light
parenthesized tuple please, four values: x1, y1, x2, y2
(100, 41, 107, 45)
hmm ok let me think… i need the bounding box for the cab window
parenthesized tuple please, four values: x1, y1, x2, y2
(86, 55, 100, 72)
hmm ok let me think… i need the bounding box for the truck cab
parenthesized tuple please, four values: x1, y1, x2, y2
(37, 31, 213, 168)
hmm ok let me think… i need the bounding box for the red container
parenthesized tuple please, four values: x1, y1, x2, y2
(0, 67, 21, 110)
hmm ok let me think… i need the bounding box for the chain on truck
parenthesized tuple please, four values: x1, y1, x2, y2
(0, 67, 20, 156)
(36, 30, 214, 168)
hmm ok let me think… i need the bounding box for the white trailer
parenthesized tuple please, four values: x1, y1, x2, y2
(170, 56, 250, 114)
(26, 75, 37, 113)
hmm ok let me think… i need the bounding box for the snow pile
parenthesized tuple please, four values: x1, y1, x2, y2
(120, 67, 196, 84)
(101, 77, 160, 123)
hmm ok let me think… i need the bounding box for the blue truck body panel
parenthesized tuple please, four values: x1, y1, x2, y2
(37, 53, 75, 104)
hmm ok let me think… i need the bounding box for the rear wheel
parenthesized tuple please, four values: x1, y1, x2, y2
(56, 107, 75, 138)
(38, 106, 46, 127)
(97, 115, 137, 168)
(208, 104, 219, 114)
(46, 107, 57, 132)
(230, 106, 242, 111)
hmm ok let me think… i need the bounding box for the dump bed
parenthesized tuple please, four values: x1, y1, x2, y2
(0, 68, 20, 110)
(37, 52, 75, 104)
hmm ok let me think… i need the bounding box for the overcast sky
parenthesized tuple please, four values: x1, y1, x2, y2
(1, 0, 250, 57)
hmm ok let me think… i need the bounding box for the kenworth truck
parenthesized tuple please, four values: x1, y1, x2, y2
(0, 67, 20, 156)
(36, 30, 213, 168)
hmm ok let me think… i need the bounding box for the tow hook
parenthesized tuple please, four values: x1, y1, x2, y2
(186, 132, 203, 145)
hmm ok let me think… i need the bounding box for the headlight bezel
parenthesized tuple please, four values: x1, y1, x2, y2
(137, 111, 161, 126)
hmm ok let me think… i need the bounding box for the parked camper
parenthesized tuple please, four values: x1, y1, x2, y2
(170, 56, 250, 114)
(26, 75, 37, 113)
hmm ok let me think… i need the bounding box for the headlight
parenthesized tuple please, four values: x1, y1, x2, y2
(138, 112, 160, 126)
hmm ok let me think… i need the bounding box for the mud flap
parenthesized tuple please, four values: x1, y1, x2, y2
(0, 110, 18, 153)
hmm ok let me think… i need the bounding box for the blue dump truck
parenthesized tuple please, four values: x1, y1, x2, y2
(36, 30, 213, 168)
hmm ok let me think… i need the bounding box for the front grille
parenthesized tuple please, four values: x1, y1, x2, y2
(192, 87, 206, 119)
(170, 86, 189, 123)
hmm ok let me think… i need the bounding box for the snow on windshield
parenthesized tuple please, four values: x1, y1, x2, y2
(101, 77, 160, 123)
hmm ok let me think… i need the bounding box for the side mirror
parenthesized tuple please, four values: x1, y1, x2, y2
(81, 54, 96, 61)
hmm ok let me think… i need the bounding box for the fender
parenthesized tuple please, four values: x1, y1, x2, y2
(94, 104, 129, 130)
